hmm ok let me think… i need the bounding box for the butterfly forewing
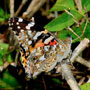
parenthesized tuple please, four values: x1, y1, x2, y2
(8, 17, 71, 78)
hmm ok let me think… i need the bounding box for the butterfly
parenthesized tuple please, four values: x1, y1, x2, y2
(8, 17, 72, 78)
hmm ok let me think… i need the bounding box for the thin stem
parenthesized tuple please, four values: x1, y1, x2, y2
(10, 0, 14, 17)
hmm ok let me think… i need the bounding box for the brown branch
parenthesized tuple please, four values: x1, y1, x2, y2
(67, 27, 82, 40)
(76, 56, 90, 68)
(15, 0, 27, 16)
(42, 76, 47, 90)
(65, 9, 86, 38)
(15, 51, 19, 66)
(22, 0, 46, 18)
(10, 0, 14, 17)
(0, 62, 16, 72)
(73, 20, 88, 42)
(61, 63, 80, 90)
(74, 0, 82, 12)
(70, 38, 89, 63)
(78, 77, 85, 86)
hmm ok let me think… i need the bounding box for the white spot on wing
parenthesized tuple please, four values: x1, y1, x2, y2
(16, 22, 19, 25)
(52, 45, 56, 50)
(26, 25, 30, 29)
(24, 46, 28, 51)
(59, 45, 62, 49)
(37, 47, 40, 51)
(28, 22, 34, 27)
(26, 38, 28, 41)
(32, 49, 36, 53)
(33, 32, 42, 40)
(21, 29, 24, 32)
(18, 18, 23, 22)
(17, 26, 20, 29)
(39, 55, 46, 61)
(9, 23, 11, 26)
(44, 36, 54, 44)
(28, 41, 32, 45)
(22, 43, 25, 47)
(11, 23, 13, 25)
(44, 46, 50, 51)
(35, 53, 39, 55)
(26, 22, 35, 30)
(27, 31, 32, 37)
(21, 31, 24, 40)
(26, 52, 29, 56)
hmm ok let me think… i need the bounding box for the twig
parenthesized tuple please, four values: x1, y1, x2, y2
(0, 62, 16, 72)
(54, 11, 58, 18)
(64, 9, 78, 21)
(10, 0, 14, 17)
(79, 24, 86, 38)
(87, 78, 90, 83)
(83, 20, 88, 34)
(74, 0, 82, 12)
(22, 0, 46, 18)
(65, 9, 86, 38)
(73, 20, 88, 42)
(61, 63, 80, 90)
(76, 56, 90, 68)
(15, 51, 19, 66)
(78, 77, 85, 86)
(8, 30, 15, 52)
(15, 0, 27, 16)
(70, 38, 89, 63)
(67, 27, 82, 40)
(42, 76, 47, 90)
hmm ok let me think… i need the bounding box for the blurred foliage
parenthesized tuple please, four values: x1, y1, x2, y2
(0, 71, 22, 89)
(0, 7, 10, 21)
(80, 83, 90, 90)
(58, 22, 90, 42)
(0, 43, 9, 65)
(45, 9, 82, 31)
(50, 0, 74, 11)
(0, 43, 13, 65)
(45, 0, 90, 42)
(52, 78, 62, 84)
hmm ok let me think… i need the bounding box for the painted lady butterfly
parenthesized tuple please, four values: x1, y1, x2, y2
(8, 17, 72, 78)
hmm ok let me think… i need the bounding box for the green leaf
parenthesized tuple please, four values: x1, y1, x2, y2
(52, 78, 62, 84)
(0, 8, 4, 16)
(0, 43, 9, 61)
(58, 29, 71, 40)
(50, 0, 74, 12)
(0, 18, 5, 21)
(80, 83, 90, 90)
(58, 21, 90, 42)
(0, 8, 10, 21)
(0, 49, 4, 65)
(0, 71, 22, 89)
(45, 9, 82, 31)
(7, 54, 13, 63)
(0, 43, 9, 54)
(82, 0, 90, 12)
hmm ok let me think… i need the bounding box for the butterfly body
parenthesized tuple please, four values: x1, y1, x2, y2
(8, 17, 71, 78)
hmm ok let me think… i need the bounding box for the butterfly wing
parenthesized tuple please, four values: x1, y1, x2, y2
(8, 17, 72, 78)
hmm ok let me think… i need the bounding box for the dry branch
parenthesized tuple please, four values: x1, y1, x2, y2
(76, 56, 90, 68)
(15, 0, 27, 16)
(10, 0, 14, 17)
(70, 38, 89, 63)
(22, 0, 46, 18)
(74, 0, 82, 12)
(61, 63, 80, 90)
